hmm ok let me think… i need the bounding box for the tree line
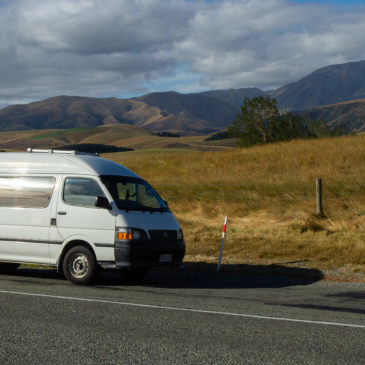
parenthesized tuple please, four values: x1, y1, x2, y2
(227, 96, 345, 147)
(57, 144, 133, 154)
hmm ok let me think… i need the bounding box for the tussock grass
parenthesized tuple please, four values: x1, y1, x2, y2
(104, 135, 365, 277)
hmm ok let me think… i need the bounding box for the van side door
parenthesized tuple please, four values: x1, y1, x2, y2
(0, 175, 55, 264)
(50, 176, 116, 264)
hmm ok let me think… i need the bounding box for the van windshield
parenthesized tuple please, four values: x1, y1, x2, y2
(100, 175, 169, 212)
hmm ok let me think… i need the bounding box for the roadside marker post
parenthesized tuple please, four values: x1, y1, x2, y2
(217, 216, 228, 272)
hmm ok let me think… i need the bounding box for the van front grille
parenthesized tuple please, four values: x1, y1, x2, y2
(148, 230, 177, 242)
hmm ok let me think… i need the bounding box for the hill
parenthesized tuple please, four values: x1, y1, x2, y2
(134, 91, 237, 132)
(0, 96, 176, 131)
(0, 124, 236, 151)
(271, 60, 365, 110)
(0, 125, 151, 150)
(197, 88, 265, 109)
(0, 93, 237, 135)
(303, 98, 365, 133)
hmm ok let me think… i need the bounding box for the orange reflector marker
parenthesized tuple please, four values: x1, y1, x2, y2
(117, 232, 132, 240)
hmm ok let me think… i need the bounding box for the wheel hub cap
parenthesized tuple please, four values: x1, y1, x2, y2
(70, 254, 89, 278)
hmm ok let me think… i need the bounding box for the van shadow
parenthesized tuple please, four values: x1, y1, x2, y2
(94, 262, 324, 289)
(0, 267, 66, 287)
(3, 262, 324, 289)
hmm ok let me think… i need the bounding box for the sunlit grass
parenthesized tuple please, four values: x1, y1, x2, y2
(103, 134, 365, 276)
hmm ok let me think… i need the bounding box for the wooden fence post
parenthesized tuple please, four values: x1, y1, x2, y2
(316, 178, 324, 217)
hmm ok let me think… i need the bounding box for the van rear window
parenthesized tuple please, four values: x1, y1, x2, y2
(0, 176, 55, 208)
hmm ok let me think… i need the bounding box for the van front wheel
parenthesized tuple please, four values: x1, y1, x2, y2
(63, 246, 95, 285)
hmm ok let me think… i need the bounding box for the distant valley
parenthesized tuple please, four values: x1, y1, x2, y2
(1, 60, 365, 134)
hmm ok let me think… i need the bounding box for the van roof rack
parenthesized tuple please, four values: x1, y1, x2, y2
(26, 148, 99, 157)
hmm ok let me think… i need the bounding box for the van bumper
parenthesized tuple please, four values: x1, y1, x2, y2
(113, 240, 185, 268)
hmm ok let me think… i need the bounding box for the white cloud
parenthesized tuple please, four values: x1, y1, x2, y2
(179, 0, 365, 89)
(0, 0, 365, 105)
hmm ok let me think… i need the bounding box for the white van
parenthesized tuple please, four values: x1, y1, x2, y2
(0, 149, 185, 284)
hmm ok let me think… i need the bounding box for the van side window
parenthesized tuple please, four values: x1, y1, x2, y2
(0, 176, 55, 208)
(63, 177, 105, 207)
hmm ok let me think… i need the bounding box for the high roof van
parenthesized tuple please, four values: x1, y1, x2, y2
(0, 149, 185, 284)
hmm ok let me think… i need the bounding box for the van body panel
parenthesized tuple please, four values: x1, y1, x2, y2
(0, 207, 52, 263)
(48, 235, 94, 266)
(115, 211, 181, 233)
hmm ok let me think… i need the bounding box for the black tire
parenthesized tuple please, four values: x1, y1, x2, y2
(0, 263, 20, 272)
(63, 246, 95, 285)
(119, 267, 149, 282)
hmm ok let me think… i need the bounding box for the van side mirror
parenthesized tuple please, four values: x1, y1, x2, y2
(95, 196, 112, 210)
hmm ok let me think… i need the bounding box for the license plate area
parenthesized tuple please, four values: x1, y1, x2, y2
(159, 254, 173, 263)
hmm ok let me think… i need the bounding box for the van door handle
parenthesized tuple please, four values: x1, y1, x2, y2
(57, 211, 67, 215)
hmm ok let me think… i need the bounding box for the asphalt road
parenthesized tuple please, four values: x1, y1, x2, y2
(0, 267, 364, 365)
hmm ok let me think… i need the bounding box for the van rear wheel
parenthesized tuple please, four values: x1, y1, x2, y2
(63, 246, 95, 285)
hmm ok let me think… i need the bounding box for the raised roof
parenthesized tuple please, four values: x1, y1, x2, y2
(0, 151, 139, 177)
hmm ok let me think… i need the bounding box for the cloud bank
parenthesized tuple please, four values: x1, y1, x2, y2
(1, 0, 365, 105)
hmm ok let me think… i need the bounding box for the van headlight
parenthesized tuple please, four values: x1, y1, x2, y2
(177, 229, 183, 241)
(116, 228, 144, 241)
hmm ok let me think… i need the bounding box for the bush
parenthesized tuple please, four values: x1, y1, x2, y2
(155, 132, 180, 137)
(205, 131, 229, 141)
(56, 144, 134, 154)
(228, 96, 347, 147)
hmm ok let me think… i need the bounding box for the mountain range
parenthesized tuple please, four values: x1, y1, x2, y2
(1, 60, 365, 134)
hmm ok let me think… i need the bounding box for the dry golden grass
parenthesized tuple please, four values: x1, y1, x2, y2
(103, 134, 365, 278)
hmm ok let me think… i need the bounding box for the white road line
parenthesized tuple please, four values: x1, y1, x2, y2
(1, 289, 364, 329)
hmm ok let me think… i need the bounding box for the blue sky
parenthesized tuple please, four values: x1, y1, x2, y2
(292, 0, 364, 4)
(0, 0, 365, 107)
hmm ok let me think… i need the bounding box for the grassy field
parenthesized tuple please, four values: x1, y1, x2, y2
(104, 134, 365, 280)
